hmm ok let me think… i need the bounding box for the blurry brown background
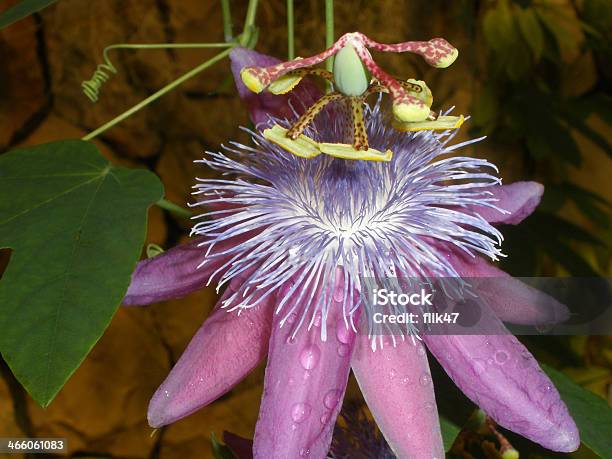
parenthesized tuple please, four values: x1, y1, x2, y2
(0, 0, 610, 458)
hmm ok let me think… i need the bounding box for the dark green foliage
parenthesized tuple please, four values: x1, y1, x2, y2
(0, 140, 163, 405)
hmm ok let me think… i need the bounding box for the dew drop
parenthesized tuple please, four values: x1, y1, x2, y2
(300, 447, 310, 457)
(336, 322, 351, 344)
(389, 368, 398, 379)
(320, 413, 330, 424)
(313, 312, 322, 327)
(473, 359, 486, 375)
(419, 373, 431, 386)
(401, 376, 411, 385)
(417, 345, 426, 356)
(287, 313, 297, 324)
(494, 350, 509, 364)
(291, 402, 312, 423)
(300, 345, 321, 370)
(424, 401, 435, 412)
(337, 344, 349, 357)
(539, 383, 552, 393)
(333, 285, 344, 303)
(324, 389, 341, 409)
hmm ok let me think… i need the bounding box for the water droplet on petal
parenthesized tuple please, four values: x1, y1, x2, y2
(401, 376, 411, 385)
(291, 402, 312, 423)
(300, 447, 310, 457)
(320, 413, 330, 424)
(424, 401, 435, 412)
(494, 350, 509, 364)
(324, 389, 341, 409)
(333, 285, 344, 303)
(419, 373, 431, 386)
(337, 344, 349, 357)
(300, 345, 321, 370)
(389, 368, 397, 379)
(539, 383, 552, 393)
(336, 321, 351, 344)
(313, 312, 322, 327)
(417, 345, 426, 356)
(287, 313, 297, 324)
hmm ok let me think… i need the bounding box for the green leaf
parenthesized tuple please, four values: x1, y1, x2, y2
(0, 0, 58, 29)
(516, 7, 545, 61)
(440, 415, 461, 451)
(0, 140, 163, 406)
(543, 364, 612, 458)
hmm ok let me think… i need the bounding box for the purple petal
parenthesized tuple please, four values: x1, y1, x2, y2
(352, 336, 444, 459)
(468, 182, 544, 225)
(147, 277, 274, 427)
(230, 47, 322, 128)
(448, 247, 570, 325)
(123, 234, 248, 306)
(253, 278, 356, 458)
(424, 306, 579, 452)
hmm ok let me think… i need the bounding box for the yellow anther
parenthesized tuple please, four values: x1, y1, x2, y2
(264, 125, 321, 159)
(392, 101, 430, 123)
(268, 73, 304, 95)
(318, 143, 393, 162)
(405, 79, 433, 108)
(393, 115, 464, 132)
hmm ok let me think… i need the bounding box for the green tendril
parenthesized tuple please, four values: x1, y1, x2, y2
(81, 43, 234, 103)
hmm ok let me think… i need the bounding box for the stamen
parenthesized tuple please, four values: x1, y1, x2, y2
(239, 32, 462, 161)
(287, 93, 344, 139)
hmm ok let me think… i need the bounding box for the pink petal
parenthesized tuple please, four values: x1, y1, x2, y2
(352, 336, 444, 459)
(123, 234, 249, 306)
(230, 47, 322, 128)
(147, 277, 274, 427)
(253, 278, 357, 458)
(424, 306, 579, 452)
(447, 247, 570, 325)
(467, 182, 544, 225)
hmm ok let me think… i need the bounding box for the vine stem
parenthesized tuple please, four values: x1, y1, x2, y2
(244, 0, 259, 29)
(220, 0, 233, 41)
(81, 47, 233, 142)
(325, 0, 334, 91)
(102, 43, 232, 56)
(287, 0, 295, 59)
